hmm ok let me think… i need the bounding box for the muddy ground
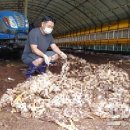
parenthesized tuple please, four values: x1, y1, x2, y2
(0, 51, 130, 130)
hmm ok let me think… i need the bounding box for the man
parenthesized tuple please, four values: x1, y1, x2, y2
(22, 16, 67, 78)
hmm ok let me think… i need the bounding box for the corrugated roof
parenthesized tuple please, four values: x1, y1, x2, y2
(0, 0, 130, 36)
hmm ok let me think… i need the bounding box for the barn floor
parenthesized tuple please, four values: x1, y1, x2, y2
(0, 51, 130, 130)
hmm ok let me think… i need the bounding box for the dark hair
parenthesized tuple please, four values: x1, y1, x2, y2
(41, 16, 56, 24)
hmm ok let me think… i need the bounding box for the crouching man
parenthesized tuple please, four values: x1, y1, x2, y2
(22, 16, 67, 78)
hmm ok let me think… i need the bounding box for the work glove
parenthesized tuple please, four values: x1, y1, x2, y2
(60, 52, 67, 59)
(43, 54, 50, 66)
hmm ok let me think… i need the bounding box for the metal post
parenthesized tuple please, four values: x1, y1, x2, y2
(24, 0, 28, 17)
(121, 44, 122, 52)
(113, 44, 114, 51)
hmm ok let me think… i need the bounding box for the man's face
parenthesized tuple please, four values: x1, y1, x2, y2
(41, 21, 54, 34)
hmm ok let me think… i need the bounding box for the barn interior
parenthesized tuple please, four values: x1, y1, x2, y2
(0, 0, 130, 130)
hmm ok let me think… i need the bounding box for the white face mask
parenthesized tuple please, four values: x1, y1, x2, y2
(44, 27, 53, 34)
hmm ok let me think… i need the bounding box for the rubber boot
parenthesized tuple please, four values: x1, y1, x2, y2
(36, 62, 47, 74)
(26, 63, 37, 79)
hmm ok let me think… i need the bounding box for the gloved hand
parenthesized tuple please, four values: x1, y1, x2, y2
(43, 54, 50, 66)
(60, 52, 67, 59)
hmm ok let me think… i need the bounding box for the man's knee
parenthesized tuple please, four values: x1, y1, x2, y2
(32, 58, 44, 66)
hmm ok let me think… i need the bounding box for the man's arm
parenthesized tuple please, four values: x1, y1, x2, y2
(30, 44, 45, 58)
(50, 43, 67, 59)
(50, 43, 62, 55)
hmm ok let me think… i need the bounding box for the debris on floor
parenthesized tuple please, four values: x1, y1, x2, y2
(0, 54, 130, 130)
